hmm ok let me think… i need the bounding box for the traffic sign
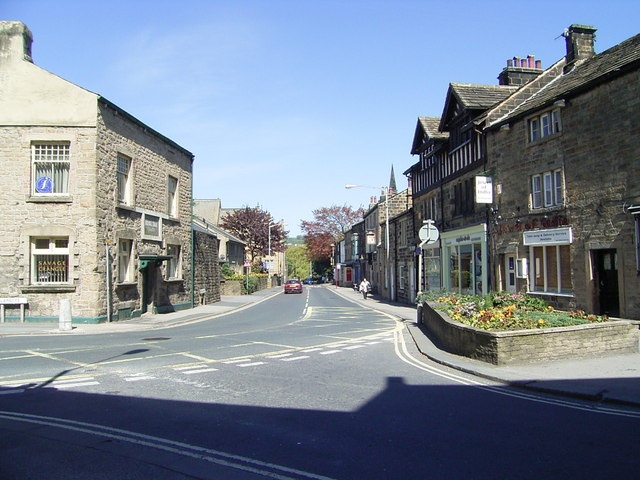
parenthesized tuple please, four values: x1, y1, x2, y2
(418, 220, 440, 245)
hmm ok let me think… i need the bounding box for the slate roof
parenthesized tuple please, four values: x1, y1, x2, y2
(440, 83, 518, 130)
(410, 116, 448, 155)
(484, 31, 640, 129)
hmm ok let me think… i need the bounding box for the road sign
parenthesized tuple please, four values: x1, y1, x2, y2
(418, 220, 440, 245)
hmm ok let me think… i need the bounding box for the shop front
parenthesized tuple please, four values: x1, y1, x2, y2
(441, 224, 488, 296)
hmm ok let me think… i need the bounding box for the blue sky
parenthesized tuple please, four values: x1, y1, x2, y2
(4, 1, 639, 236)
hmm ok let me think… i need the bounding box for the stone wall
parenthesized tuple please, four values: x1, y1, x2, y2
(420, 302, 640, 365)
(193, 230, 221, 305)
(487, 68, 640, 319)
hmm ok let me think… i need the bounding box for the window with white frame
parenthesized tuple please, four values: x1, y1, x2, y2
(32, 143, 70, 195)
(530, 244, 571, 294)
(531, 168, 564, 209)
(31, 237, 70, 284)
(117, 239, 133, 283)
(166, 244, 181, 280)
(167, 175, 178, 217)
(117, 154, 132, 205)
(529, 109, 561, 142)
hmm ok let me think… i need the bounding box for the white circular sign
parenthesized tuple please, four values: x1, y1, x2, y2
(418, 220, 440, 245)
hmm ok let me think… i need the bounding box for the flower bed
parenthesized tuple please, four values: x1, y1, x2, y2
(417, 292, 640, 365)
(428, 292, 608, 331)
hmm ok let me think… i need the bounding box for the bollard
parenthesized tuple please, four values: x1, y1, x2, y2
(59, 298, 72, 331)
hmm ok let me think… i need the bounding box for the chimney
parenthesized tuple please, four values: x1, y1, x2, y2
(563, 24, 597, 68)
(498, 54, 543, 86)
(0, 21, 33, 63)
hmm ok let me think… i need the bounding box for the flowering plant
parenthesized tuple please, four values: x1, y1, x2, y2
(427, 292, 608, 331)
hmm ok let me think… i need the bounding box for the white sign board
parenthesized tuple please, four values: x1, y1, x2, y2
(475, 176, 493, 204)
(523, 227, 573, 246)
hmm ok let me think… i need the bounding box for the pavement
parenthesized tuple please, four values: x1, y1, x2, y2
(2, 285, 639, 408)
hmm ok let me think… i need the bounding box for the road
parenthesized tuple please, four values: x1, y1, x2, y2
(1, 285, 639, 479)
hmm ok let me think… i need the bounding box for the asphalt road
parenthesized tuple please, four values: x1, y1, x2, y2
(1, 286, 639, 479)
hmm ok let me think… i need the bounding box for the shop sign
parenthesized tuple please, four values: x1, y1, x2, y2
(523, 227, 573, 246)
(475, 176, 493, 204)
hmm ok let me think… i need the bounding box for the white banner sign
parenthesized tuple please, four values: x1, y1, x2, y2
(475, 176, 493, 204)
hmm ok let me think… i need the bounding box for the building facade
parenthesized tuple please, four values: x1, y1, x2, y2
(0, 22, 194, 323)
(483, 25, 640, 318)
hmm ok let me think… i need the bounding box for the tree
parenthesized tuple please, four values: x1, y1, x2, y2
(220, 206, 286, 262)
(286, 244, 311, 280)
(301, 204, 365, 261)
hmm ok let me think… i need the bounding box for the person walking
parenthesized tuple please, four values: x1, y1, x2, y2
(359, 278, 371, 300)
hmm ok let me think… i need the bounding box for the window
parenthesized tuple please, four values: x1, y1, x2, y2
(32, 143, 70, 195)
(117, 239, 133, 283)
(531, 169, 563, 209)
(531, 245, 571, 294)
(528, 109, 561, 142)
(31, 237, 69, 284)
(166, 244, 181, 279)
(141, 213, 162, 241)
(167, 175, 178, 217)
(117, 154, 132, 205)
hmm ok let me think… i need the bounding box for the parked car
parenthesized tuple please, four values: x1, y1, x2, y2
(284, 279, 303, 294)
(303, 278, 315, 285)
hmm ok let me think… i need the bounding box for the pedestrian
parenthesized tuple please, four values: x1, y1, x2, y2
(359, 278, 371, 300)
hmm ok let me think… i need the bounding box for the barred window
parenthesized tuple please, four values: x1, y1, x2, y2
(32, 143, 70, 195)
(31, 237, 70, 284)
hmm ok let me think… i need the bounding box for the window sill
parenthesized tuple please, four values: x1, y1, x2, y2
(165, 278, 183, 283)
(527, 205, 567, 215)
(21, 284, 76, 293)
(116, 203, 136, 212)
(527, 291, 574, 298)
(28, 195, 73, 203)
(116, 281, 137, 288)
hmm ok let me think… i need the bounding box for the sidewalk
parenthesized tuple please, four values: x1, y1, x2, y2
(2, 285, 639, 408)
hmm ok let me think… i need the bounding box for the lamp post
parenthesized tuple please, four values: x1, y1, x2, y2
(345, 184, 391, 300)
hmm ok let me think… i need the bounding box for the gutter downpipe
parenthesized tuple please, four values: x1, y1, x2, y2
(105, 241, 112, 322)
(190, 155, 195, 310)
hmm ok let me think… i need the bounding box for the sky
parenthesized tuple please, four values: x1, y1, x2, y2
(3, 1, 639, 236)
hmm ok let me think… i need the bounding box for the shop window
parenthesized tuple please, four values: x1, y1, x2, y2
(531, 245, 571, 294)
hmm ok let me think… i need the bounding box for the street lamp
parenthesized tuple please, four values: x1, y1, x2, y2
(345, 184, 391, 300)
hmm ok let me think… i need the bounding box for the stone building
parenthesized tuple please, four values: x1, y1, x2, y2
(482, 25, 640, 318)
(0, 21, 194, 323)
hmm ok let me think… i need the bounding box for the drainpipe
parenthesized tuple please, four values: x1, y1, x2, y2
(190, 157, 195, 309)
(105, 241, 112, 322)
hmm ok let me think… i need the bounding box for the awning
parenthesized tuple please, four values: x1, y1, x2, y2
(139, 254, 172, 270)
